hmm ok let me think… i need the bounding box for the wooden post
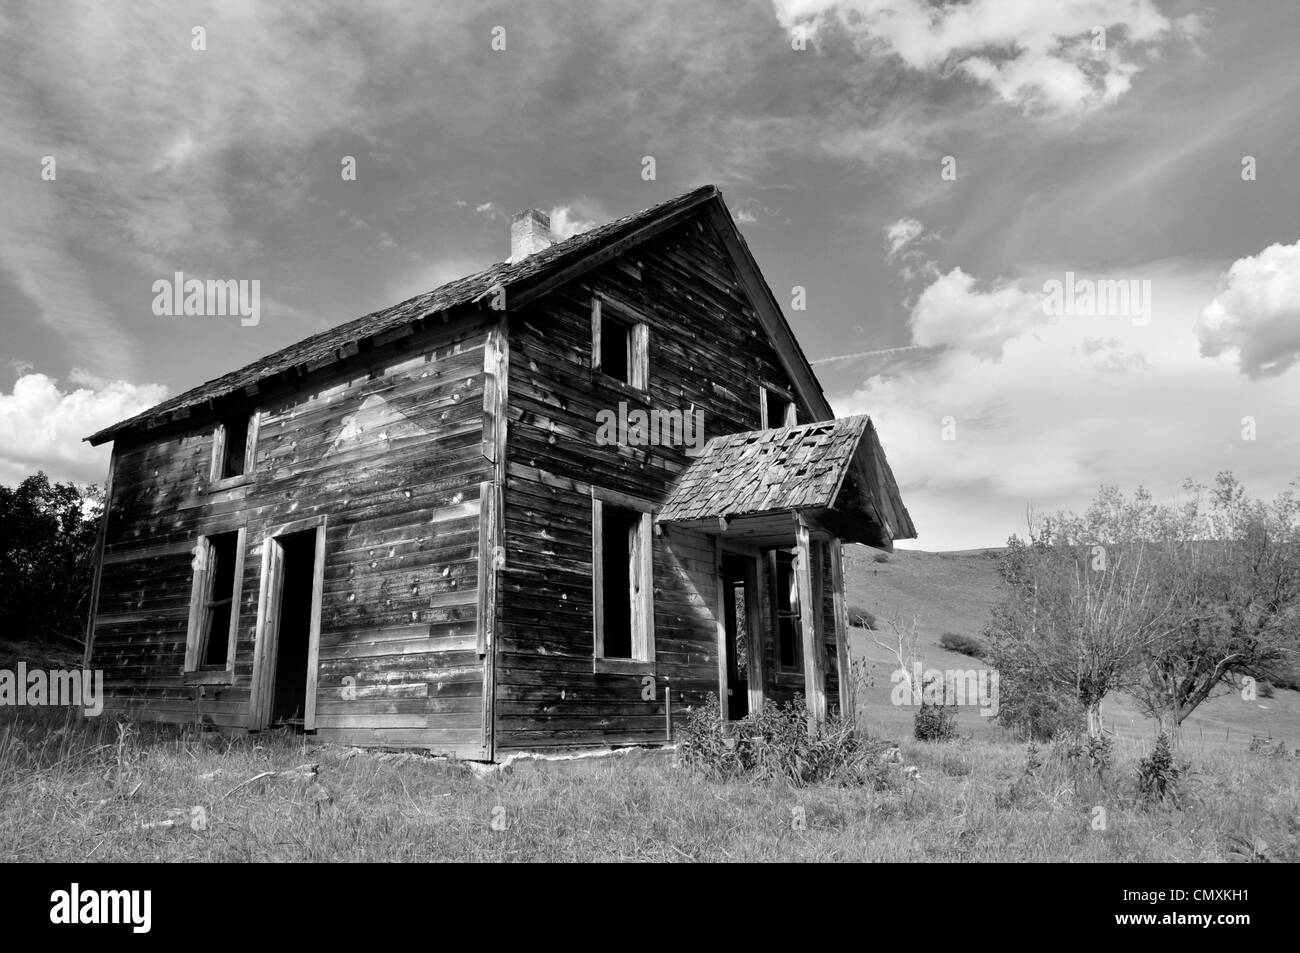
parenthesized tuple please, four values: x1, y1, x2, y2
(794, 513, 827, 729)
(828, 539, 855, 730)
(713, 536, 729, 721)
(743, 555, 764, 716)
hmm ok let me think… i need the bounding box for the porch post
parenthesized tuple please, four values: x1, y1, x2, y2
(828, 539, 855, 730)
(794, 513, 828, 729)
(743, 555, 765, 716)
(713, 536, 729, 721)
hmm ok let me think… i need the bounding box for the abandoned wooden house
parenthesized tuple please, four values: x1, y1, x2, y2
(83, 184, 916, 760)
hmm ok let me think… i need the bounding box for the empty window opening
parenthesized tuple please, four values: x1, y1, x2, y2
(763, 388, 795, 429)
(600, 313, 631, 384)
(218, 414, 251, 479)
(200, 532, 239, 669)
(271, 530, 318, 727)
(773, 551, 802, 670)
(592, 296, 648, 389)
(600, 506, 640, 659)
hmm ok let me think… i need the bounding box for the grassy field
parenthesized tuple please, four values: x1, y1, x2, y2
(2, 705, 1297, 862)
(2, 545, 1296, 863)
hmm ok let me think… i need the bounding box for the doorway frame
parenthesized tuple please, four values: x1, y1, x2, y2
(249, 515, 327, 731)
(714, 539, 765, 721)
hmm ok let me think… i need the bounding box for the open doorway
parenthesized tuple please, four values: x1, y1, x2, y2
(252, 518, 326, 732)
(270, 530, 317, 727)
(721, 554, 756, 720)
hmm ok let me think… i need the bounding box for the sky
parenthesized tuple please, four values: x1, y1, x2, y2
(1, 0, 1298, 550)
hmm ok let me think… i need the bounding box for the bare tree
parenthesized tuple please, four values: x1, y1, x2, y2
(988, 525, 1175, 739)
(1133, 475, 1300, 736)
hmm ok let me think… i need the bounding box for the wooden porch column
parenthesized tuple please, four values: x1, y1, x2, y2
(794, 513, 828, 728)
(828, 539, 855, 730)
(713, 536, 730, 721)
(743, 555, 765, 716)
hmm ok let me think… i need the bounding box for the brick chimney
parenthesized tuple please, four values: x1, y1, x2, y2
(510, 208, 553, 262)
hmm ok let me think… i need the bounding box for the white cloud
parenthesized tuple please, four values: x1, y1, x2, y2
(1197, 240, 1300, 378)
(908, 267, 1043, 360)
(885, 217, 925, 257)
(771, 0, 1182, 114)
(549, 203, 601, 241)
(0, 371, 167, 485)
(834, 262, 1299, 550)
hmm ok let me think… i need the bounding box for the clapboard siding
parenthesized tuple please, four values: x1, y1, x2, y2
(89, 316, 495, 755)
(494, 217, 816, 750)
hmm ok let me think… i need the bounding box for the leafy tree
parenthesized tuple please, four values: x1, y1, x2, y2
(0, 472, 104, 648)
(987, 530, 1174, 739)
(989, 473, 1300, 741)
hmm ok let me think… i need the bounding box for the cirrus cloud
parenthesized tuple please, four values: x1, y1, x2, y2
(771, 0, 1195, 114)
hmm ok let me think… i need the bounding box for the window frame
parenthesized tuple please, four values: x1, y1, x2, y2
(768, 548, 804, 674)
(184, 526, 247, 684)
(590, 486, 656, 674)
(591, 295, 649, 390)
(759, 385, 797, 429)
(210, 410, 260, 489)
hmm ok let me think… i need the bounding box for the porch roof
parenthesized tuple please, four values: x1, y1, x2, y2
(657, 415, 916, 550)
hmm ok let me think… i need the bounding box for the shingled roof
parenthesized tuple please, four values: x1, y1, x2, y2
(658, 415, 916, 549)
(87, 185, 736, 445)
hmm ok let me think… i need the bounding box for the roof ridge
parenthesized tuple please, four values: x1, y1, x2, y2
(87, 185, 719, 445)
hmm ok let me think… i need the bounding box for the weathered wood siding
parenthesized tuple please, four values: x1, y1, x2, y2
(89, 316, 495, 757)
(495, 217, 818, 749)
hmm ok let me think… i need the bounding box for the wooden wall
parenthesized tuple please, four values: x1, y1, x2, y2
(89, 315, 495, 757)
(495, 217, 821, 750)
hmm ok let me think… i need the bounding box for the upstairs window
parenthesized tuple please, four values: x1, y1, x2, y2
(592, 296, 648, 389)
(760, 386, 796, 429)
(212, 412, 258, 483)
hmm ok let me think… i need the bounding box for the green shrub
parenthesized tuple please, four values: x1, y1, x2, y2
(846, 605, 875, 629)
(913, 701, 957, 742)
(1137, 732, 1181, 806)
(938, 632, 985, 658)
(872, 552, 890, 564)
(679, 693, 896, 788)
(1052, 729, 1113, 776)
(985, 657, 1085, 741)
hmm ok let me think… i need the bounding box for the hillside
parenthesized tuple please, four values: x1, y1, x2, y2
(840, 544, 1300, 750)
(841, 544, 1004, 641)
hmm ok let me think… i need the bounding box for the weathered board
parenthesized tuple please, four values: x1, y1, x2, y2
(494, 217, 824, 751)
(89, 316, 496, 758)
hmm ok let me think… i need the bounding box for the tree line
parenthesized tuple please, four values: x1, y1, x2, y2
(988, 472, 1300, 741)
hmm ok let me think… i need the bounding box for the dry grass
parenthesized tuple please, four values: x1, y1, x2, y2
(3, 707, 1297, 862)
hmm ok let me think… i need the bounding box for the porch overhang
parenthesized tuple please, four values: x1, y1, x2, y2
(656, 415, 916, 550)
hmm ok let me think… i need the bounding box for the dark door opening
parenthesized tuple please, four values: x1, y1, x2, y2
(721, 554, 752, 720)
(271, 530, 317, 728)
